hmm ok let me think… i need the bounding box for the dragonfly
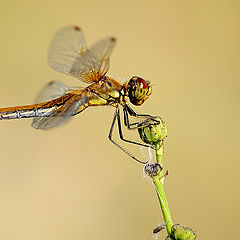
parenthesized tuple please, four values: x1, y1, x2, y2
(0, 25, 159, 163)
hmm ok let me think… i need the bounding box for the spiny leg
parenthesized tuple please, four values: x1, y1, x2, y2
(108, 108, 148, 164)
(116, 107, 154, 149)
(123, 104, 161, 130)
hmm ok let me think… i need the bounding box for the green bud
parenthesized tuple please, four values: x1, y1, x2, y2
(138, 117, 167, 145)
(171, 224, 196, 240)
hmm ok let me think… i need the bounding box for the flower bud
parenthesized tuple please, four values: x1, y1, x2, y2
(138, 117, 167, 145)
(171, 224, 196, 240)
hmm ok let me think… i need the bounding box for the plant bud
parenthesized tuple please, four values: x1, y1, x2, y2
(171, 224, 196, 240)
(138, 117, 167, 145)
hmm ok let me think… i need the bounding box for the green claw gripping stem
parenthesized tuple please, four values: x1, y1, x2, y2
(138, 117, 196, 240)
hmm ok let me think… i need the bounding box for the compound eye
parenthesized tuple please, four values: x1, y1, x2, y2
(127, 76, 151, 106)
(137, 77, 148, 89)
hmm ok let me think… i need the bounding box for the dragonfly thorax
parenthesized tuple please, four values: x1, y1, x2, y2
(127, 76, 152, 106)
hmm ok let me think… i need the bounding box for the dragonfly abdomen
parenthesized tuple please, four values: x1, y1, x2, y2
(0, 105, 57, 120)
(0, 93, 76, 120)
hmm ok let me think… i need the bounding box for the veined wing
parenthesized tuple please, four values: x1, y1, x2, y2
(35, 80, 69, 103)
(89, 36, 116, 77)
(32, 81, 86, 130)
(32, 93, 87, 130)
(48, 25, 116, 83)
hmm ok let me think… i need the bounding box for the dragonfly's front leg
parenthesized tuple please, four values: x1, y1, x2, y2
(116, 107, 154, 149)
(108, 107, 150, 164)
(123, 104, 161, 130)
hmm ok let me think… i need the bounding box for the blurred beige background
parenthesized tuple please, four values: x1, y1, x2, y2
(0, 0, 239, 239)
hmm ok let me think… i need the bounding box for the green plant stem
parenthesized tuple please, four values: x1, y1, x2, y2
(153, 176, 173, 235)
(139, 119, 196, 239)
(155, 140, 164, 165)
(153, 140, 173, 236)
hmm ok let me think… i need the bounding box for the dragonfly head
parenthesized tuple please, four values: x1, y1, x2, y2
(127, 76, 152, 106)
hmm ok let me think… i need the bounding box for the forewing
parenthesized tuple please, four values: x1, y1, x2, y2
(48, 25, 102, 83)
(32, 93, 88, 130)
(48, 26, 116, 83)
(48, 26, 86, 75)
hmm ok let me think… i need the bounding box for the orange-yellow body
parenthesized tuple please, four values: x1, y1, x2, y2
(0, 77, 127, 120)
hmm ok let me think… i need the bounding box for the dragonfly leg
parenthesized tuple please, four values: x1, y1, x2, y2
(123, 105, 161, 130)
(108, 108, 148, 164)
(116, 108, 154, 149)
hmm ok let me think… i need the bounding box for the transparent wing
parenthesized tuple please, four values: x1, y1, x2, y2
(48, 25, 116, 83)
(35, 81, 69, 103)
(48, 26, 87, 78)
(32, 80, 68, 128)
(32, 93, 88, 130)
(68, 49, 104, 82)
(89, 36, 116, 75)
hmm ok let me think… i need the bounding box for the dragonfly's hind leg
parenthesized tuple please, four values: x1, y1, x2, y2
(108, 107, 150, 164)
